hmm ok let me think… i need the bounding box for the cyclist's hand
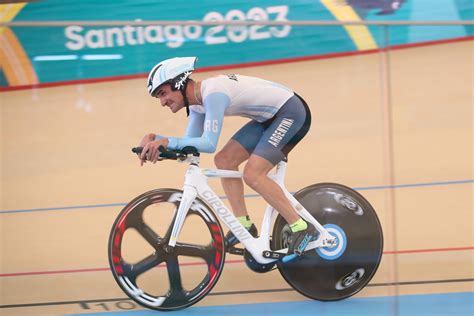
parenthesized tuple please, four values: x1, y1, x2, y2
(137, 133, 156, 166)
(140, 138, 169, 165)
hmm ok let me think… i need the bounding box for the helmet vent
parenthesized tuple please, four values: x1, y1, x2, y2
(147, 64, 162, 93)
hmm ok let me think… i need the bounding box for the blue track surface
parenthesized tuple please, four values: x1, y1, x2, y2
(70, 292, 473, 316)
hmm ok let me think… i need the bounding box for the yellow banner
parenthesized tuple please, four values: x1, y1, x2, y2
(0, 3, 38, 86)
(321, 0, 378, 50)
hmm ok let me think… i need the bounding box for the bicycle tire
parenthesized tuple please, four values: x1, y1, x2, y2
(271, 183, 384, 301)
(108, 188, 225, 311)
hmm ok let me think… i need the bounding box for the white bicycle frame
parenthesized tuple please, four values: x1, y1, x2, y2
(167, 156, 336, 264)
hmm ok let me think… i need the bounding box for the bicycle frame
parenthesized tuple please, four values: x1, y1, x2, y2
(168, 157, 337, 264)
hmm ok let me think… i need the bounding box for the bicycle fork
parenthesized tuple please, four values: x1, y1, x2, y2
(167, 184, 197, 248)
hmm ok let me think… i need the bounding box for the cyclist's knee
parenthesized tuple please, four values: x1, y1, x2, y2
(242, 168, 260, 189)
(214, 151, 227, 169)
(243, 155, 275, 189)
(243, 163, 265, 189)
(214, 150, 241, 169)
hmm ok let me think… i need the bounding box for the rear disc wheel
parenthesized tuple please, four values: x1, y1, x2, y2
(272, 183, 383, 301)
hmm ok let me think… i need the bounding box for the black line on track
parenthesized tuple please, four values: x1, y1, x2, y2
(1, 278, 472, 309)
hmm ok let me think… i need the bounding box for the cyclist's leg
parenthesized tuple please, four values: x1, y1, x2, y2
(215, 120, 267, 218)
(244, 155, 300, 223)
(215, 122, 264, 247)
(242, 94, 313, 254)
(214, 139, 251, 218)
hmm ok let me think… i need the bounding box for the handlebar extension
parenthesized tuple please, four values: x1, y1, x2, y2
(132, 146, 200, 160)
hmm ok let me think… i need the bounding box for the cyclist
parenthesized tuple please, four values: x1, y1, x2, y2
(138, 57, 315, 258)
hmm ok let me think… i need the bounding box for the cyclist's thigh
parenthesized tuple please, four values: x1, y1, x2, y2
(253, 95, 311, 165)
(231, 120, 266, 154)
(218, 139, 252, 165)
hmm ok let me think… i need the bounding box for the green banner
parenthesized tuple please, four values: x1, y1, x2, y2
(1, 0, 472, 87)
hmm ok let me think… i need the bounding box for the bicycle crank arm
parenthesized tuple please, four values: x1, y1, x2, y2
(263, 250, 309, 263)
(263, 236, 338, 261)
(226, 247, 244, 256)
(262, 250, 286, 260)
(306, 233, 338, 250)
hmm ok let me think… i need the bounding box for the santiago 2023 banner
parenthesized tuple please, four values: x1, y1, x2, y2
(0, 0, 472, 87)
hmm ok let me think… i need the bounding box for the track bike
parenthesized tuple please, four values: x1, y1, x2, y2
(108, 146, 383, 311)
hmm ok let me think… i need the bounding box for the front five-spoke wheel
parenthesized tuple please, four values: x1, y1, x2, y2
(108, 189, 225, 311)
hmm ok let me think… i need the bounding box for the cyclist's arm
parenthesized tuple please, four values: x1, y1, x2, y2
(166, 92, 230, 153)
(184, 109, 205, 137)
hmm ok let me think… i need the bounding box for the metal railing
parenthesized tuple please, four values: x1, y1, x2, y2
(2, 20, 473, 27)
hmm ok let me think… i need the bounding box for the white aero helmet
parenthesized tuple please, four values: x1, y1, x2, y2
(147, 56, 197, 97)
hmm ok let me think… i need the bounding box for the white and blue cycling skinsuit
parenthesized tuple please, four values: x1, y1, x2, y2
(156, 74, 311, 165)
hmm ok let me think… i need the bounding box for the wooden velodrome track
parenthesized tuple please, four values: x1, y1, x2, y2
(1, 40, 473, 315)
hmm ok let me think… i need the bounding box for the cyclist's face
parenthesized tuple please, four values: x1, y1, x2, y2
(154, 84, 184, 113)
